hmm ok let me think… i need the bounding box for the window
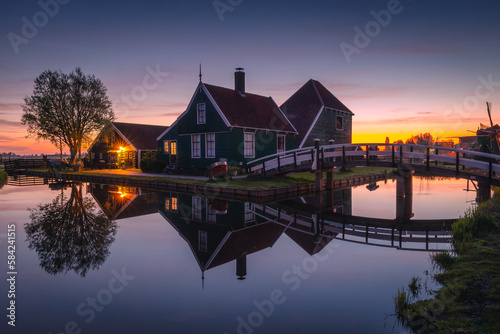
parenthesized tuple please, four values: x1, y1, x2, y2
(206, 133, 215, 158)
(99, 152, 103, 160)
(197, 103, 206, 124)
(191, 134, 201, 158)
(164, 140, 169, 154)
(164, 198, 170, 211)
(336, 116, 343, 130)
(207, 208, 216, 223)
(277, 134, 285, 154)
(244, 202, 255, 223)
(198, 231, 208, 252)
(192, 196, 202, 220)
(170, 141, 177, 155)
(244, 132, 255, 158)
(171, 196, 177, 211)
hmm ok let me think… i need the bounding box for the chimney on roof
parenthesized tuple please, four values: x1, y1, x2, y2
(234, 68, 245, 95)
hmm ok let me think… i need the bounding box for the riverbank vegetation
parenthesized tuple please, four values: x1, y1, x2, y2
(394, 190, 500, 333)
(0, 171, 7, 183)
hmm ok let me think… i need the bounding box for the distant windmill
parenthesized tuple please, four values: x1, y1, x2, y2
(487, 101, 493, 127)
(482, 102, 500, 154)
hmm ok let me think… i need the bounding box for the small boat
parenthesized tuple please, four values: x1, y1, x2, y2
(210, 161, 228, 177)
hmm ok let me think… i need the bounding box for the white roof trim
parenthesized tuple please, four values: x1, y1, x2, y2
(269, 97, 298, 134)
(156, 82, 206, 140)
(112, 123, 137, 151)
(299, 106, 324, 149)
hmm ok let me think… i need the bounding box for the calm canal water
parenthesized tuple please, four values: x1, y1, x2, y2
(0, 175, 483, 334)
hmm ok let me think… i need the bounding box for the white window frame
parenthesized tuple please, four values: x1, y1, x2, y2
(207, 207, 217, 223)
(191, 134, 201, 158)
(277, 134, 286, 154)
(197, 103, 206, 124)
(336, 115, 344, 131)
(205, 133, 215, 158)
(244, 132, 255, 158)
(192, 196, 202, 220)
(244, 202, 255, 223)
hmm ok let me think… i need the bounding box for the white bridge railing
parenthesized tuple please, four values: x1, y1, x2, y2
(247, 143, 500, 176)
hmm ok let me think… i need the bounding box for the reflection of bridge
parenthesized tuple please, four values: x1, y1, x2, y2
(247, 143, 500, 184)
(251, 202, 453, 252)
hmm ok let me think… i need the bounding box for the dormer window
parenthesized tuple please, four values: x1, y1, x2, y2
(197, 103, 206, 124)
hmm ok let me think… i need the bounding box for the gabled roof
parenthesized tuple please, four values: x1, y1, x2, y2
(112, 122, 168, 150)
(157, 82, 297, 140)
(280, 79, 353, 147)
(203, 83, 296, 133)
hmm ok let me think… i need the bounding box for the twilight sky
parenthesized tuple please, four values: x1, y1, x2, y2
(1, 0, 499, 154)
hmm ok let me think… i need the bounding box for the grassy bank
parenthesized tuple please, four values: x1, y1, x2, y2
(0, 170, 7, 183)
(395, 191, 500, 333)
(30, 167, 393, 190)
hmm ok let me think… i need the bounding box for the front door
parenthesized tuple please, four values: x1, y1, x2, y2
(170, 141, 177, 165)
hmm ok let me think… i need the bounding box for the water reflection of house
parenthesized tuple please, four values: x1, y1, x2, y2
(87, 122, 168, 169)
(158, 192, 286, 280)
(89, 184, 158, 220)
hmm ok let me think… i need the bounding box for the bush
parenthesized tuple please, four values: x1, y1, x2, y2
(0, 171, 7, 183)
(432, 251, 455, 270)
(140, 150, 166, 173)
(452, 207, 496, 254)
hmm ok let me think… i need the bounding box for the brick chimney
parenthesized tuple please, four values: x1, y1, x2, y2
(234, 67, 245, 95)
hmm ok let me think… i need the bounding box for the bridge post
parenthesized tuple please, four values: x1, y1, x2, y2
(293, 151, 297, 169)
(435, 149, 439, 166)
(426, 147, 430, 171)
(409, 146, 413, 163)
(326, 168, 334, 190)
(456, 153, 459, 175)
(277, 154, 281, 173)
(262, 161, 266, 176)
(489, 159, 493, 179)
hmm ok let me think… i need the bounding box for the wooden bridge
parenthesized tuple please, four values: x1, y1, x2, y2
(247, 143, 500, 183)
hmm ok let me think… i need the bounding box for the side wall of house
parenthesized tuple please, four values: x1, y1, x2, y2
(302, 108, 352, 147)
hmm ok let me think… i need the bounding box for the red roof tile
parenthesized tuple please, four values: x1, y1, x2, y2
(204, 83, 296, 133)
(113, 122, 168, 150)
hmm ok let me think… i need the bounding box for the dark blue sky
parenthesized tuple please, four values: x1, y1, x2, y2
(1, 0, 499, 153)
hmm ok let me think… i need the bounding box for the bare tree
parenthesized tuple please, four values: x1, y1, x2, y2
(22, 67, 114, 164)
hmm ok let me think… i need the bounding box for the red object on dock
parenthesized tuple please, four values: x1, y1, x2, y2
(210, 161, 228, 177)
(210, 199, 229, 214)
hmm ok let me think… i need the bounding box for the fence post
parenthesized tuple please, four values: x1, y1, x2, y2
(342, 146, 346, 167)
(462, 153, 466, 170)
(399, 145, 403, 165)
(262, 161, 266, 176)
(435, 149, 439, 166)
(391, 145, 395, 166)
(366, 146, 370, 166)
(426, 147, 430, 171)
(277, 154, 281, 173)
(410, 146, 413, 163)
(293, 151, 297, 169)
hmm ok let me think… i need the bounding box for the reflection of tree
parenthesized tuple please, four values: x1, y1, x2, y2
(25, 184, 117, 277)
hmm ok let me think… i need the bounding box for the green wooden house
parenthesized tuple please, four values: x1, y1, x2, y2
(280, 79, 354, 148)
(157, 69, 297, 169)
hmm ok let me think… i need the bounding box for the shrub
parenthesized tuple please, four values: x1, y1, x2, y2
(140, 150, 166, 173)
(432, 251, 455, 270)
(452, 207, 495, 254)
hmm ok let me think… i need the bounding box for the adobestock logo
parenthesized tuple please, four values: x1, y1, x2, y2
(7, 0, 72, 54)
